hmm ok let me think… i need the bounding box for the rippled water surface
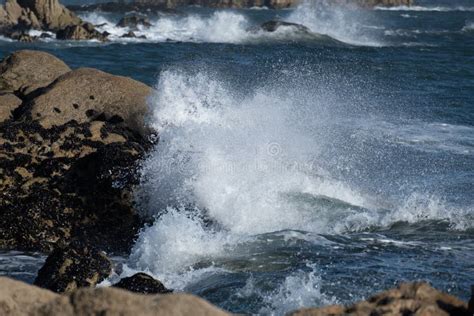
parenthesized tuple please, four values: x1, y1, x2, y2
(1, 0, 473, 314)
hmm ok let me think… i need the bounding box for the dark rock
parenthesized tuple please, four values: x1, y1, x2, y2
(116, 14, 151, 29)
(113, 273, 172, 294)
(121, 30, 137, 38)
(0, 50, 153, 253)
(259, 20, 310, 33)
(56, 23, 109, 41)
(34, 240, 113, 293)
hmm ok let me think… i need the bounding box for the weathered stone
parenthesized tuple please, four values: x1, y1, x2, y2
(117, 14, 151, 29)
(0, 50, 70, 97)
(34, 241, 113, 293)
(56, 23, 108, 41)
(0, 277, 231, 316)
(289, 282, 469, 316)
(16, 0, 81, 30)
(113, 273, 172, 294)
(0, 93, 22, 122)
(28, 67, 152, 135)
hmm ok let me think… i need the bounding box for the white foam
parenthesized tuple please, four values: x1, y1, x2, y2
(462, 22, 474, 32)
(375, 5, 474, 12)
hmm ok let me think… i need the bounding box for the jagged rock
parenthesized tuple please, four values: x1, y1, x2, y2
(117, 14, 151, 29)
(15, 0, 81, 30)
(289, 282, 469, 316)
(0, 93, 22, 122)
(0, 50, 71, 97)
(34, 241, 113, 293)
(121, 30, 137, 38)
(8, 30, 37, 41)
(56, 23, 108, 41)
(259, 20, 310, 33)
(0, 277, 230, 316)
(27, 67, 152, 135)
(0, 51, 152, 253)
(113, 273, 172, 294)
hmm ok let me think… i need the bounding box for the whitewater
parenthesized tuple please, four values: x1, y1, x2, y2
(1, 0, 473, 314)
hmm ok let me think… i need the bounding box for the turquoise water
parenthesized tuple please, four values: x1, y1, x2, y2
(0, 1, 473, 314)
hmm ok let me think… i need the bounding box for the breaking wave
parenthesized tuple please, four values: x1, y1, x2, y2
(375, 5, 474, 12)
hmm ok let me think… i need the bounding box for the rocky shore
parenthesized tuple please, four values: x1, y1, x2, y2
(0, 0, 414, 42)
(0, 48, 472, 315)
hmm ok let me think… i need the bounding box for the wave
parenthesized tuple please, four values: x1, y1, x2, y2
(462, 22, 474, 32)
(375, 5, 474, 12)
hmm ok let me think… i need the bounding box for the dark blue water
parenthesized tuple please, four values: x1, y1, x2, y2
(1, 1, 473, 314)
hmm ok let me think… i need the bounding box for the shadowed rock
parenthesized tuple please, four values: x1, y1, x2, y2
(34, 240, 113, 293)
(113, 273, 173, 294)
(117, 14, 152, 29)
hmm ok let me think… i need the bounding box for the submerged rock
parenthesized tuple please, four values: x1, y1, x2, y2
(117, 14, 152, 29)
(0, 277, 230, 316)
(34, 240, 113, 293)
(113, 273, 172, 294)
(0, 50, 153, 253)
(289, 282, 470, 316)
(0, 50, 70, 97)
(259, 20, 310, 33)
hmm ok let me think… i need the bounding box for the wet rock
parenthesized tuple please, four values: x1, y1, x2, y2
(34, 240, 113, 293)
(8, 30, 37, 41)
(121, 30, 137, 38)
(289, 282, 469, 316)
(113, 273, 172, 294)
(259, 20, 310, 33)
(0, 50, 153, 253)
(0, 50, 70, 97)
(27, 67, 152, 135)
(0, 93, 22, 122)
(117, 14, 152, 29)
(56, 23, 109, 41)
(0, 277, 230, 316)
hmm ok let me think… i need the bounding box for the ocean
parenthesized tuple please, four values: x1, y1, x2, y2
(0, 0, 473, 314)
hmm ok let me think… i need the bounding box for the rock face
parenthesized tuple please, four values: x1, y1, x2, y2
(0, 50, 70, 97)
(0, 93, 22, 122)
(0, 50, 153, 253)
(290, 282, 470, 316)
(0, 277, 230, 316)
(27, 67, 152, 135)
(34, 241, 113, 293)
(113, 273, 172, 294)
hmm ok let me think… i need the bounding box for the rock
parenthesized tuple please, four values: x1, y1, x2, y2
(0, 93, 22, 122)
(34, 240, 113, 293)
(116, 14, 151, 29)
(0, 50, 70, 97)
(0, 50, 152, 253)
(56, 23, 108, 41)
(8, 30, 37, 41)
(113, 273, 172, 294)
(121, 30, 137, 38)
(15, 0, 81, 30)
(27, 67, 152, 135)
(289, 282, 469, 316)
(259, 20, 310, 33)
(0, 277, 230, 316)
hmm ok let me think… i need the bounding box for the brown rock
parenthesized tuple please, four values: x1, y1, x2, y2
(0, 50, 70, 97)
(0, 93, 22, 122)
(56, 23, 108, 41)
(16, 0, 81, 30)
(0, 277, 230, 316)
(288, 282, 469, 316)
(28, 67, 152, 135)
(34, 240, 113, 293)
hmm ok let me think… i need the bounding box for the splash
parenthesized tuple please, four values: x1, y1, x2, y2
(374, 5, 474, 12)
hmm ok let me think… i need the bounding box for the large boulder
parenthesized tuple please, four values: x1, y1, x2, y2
(56, 22, 108, 41)
(15, 0, 81, 30)
(34, 241, 113, 293)
(0, 93, 22, 122)
(113, 273, 172, 294)
(27, 67, 152, 135)
(0, 277, 231, 316)
(0, 50, 70, 97)
(0, 50, 152, 253)
(289, 282, 469, 316)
